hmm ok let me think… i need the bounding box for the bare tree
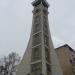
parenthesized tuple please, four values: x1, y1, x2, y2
(0, 52, 20, 75)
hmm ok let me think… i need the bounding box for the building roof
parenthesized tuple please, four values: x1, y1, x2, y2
(55, 44, 75, 52)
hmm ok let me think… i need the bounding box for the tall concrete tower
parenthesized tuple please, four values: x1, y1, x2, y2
(16, 0, 63, 75)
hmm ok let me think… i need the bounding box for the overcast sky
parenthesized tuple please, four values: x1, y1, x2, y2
(0, 0, 75, 57)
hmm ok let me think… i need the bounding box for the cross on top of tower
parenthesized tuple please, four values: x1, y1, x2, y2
(32, 0, 49, 7)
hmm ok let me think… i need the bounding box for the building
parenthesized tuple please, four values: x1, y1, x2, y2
(16, 0, 63, 75)
(55, 44, 75, 75)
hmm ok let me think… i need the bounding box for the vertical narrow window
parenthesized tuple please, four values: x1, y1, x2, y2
(31, 45, 42, 62)
(43, 15, 47, 25)
(46, 64, 51, 75)
(44, 34, 49, 46)
(43, 23, 48, 34)
(43, 9, 47, 15)
(45, 47, 50, 62)
(34, 9, 40, 14)
(43, 15, 48, 34)
(32, 33, 41, 46)
(34, 14, 41, 25)
(33, 23, 41, 33)
(31, 63, 42, 75)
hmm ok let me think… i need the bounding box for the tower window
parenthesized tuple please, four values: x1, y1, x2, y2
(33, 23, 41, 33)
(44, 34, 49, 46)
(43, 9, 47, 14)
(43, 23, 48, 34)
(34, 14, 41, 25)
(34, 9, 41, 14)
(31, 63, 42, 75)
(46, 64, 51, 75)
(45, 47, 50, 62)
(31, 45, 42, 61)
(43, 15, 47, 24)
(32, 33, 41, 46)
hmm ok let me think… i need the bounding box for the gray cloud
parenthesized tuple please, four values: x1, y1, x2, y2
(0, 0, 75, 57)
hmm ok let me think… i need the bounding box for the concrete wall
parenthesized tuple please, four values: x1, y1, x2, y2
(55, 45, 73, 75)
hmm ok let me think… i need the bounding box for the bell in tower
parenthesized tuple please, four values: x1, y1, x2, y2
(16, 0, 63, 75)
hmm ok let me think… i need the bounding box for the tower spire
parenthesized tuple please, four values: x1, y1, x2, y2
(32, 0, 49, 7)
(16, 0, 63, 75)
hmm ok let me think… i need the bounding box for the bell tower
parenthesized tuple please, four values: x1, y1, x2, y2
(31, 0, 50, 75)
(16, 0, 63, 75)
